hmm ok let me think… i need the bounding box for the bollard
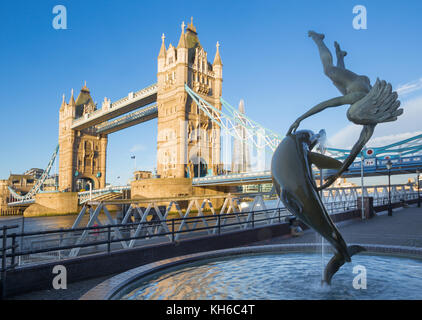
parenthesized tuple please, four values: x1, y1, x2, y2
(1, 226, 7, 299)
(11, 234, 16, 269)
(107, 226, 111, 253)
(251, 211, 255, 229)
(171, 219, 175, 242)
(357, 197, 374, 219)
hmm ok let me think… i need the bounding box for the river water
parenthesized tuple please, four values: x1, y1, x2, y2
(0, 212, 118, 234)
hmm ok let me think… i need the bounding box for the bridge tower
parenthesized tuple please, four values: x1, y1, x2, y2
(156, 18, 223, 178)
(58, 84, 107, 191)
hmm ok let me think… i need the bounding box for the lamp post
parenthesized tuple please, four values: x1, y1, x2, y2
(131, 155, 136, 172)
(386, 160, 393, 216)
(87, 181, 92, 202)
(417, 169, 420, 208)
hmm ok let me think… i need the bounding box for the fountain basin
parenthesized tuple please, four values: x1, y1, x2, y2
(81, 244, 422, 300)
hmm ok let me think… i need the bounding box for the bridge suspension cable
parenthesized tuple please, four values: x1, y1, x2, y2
(8, 145, 59, 201)
(185, 84, 352, 160)
(185, 84, 422, 163)
(185, 84, 281, 151)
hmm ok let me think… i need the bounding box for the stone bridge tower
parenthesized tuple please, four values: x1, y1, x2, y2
(156, 19, 223, 179)
(58, 84, 107, 191)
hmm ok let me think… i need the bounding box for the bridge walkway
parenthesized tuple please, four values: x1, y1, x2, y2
(252, 204, 422, 248)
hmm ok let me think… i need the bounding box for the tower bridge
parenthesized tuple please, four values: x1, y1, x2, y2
(4, 19, 422, 213)
(57, 18, 223, 194)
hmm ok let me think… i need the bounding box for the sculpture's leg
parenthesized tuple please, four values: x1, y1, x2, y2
(319, 124, 376, 190)
(334, 41, 347, 69)
(308, 31, 351, 94)
(339, 124, 376, 173)
(308, 31, 333, 74)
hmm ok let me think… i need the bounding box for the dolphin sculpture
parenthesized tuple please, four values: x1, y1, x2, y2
(271, 129, 366, 284)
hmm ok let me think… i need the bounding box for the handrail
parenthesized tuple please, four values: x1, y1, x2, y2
(1, 193, 419, 272)
(0, 208, 285, 259)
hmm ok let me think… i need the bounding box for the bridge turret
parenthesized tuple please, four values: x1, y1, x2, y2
(212, 41, 223, 99)
(156, 19, 223, 179)
(158, 33, 166, 73)
(58, 84, 107, 192)
(60, 93, 66, 111)
(58, 88, 77, 191)
(177, 22, 188, 75)
(68, 88, 76, 108)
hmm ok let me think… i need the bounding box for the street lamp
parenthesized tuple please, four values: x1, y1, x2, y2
(417, 169, 420, 208)
(131, 155, 136, 172)
(386, 160, 393, 216)
(87, 181, 92, 202)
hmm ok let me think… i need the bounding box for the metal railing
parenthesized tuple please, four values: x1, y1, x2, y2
(78, 185, 131, 204)
(0, 225, 19, 298)
(0, 208, 25, 216)
(0, 207, 288, 268)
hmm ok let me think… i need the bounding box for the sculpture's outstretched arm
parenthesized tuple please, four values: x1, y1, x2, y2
(287, 92, 366, 135)
(318, 124, 376, 190)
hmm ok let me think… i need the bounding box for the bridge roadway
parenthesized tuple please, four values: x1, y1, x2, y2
(192, 162, 422, 187)
(70, 83, 157, 131)
(193, 156, 422, 186)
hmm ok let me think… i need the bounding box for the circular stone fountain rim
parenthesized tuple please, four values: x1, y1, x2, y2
(80, 243, 422, 300)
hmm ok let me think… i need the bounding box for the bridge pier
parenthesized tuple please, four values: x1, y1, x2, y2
(24, 192, 79, 217)
(131, 178, 238, 209)
(131, 178, 193, 199)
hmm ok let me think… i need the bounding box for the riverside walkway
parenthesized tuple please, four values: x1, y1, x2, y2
(8, 204, 422, 300)
(254, 204, 422, 248)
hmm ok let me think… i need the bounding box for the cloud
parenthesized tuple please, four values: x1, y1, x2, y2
(396, 78, 422, 96)
(328, 94, 422, 149)
(129, 144, 146, 153)
(328, 124, 360, 149)
(366, 131, 422, 148)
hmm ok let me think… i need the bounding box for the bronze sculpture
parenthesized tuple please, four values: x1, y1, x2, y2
(271, 129, 365, 284)
(271, 31, 403, 284)
(288, 31, 403, 189)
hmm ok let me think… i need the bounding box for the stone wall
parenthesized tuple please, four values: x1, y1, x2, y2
(0, 179, 9, 210)
(24, 192, 79, 217)
(131, 178, 237, 209)
(131, 178, 193, 199)
(193, 185, 238, 209)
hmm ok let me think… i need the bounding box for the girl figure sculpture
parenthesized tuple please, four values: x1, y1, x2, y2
(288, 31, 403, 189)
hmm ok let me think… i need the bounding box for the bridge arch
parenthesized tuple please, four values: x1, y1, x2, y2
(75, 176, 97, 192)
(188, 156, 208, 178)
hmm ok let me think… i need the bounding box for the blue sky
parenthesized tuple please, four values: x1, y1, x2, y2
(1, 0, 421, 185)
